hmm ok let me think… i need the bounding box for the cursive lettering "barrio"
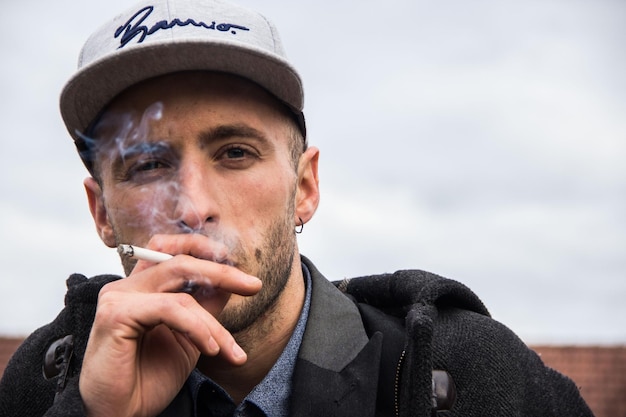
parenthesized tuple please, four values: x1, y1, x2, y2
(114, 6, 250, 48)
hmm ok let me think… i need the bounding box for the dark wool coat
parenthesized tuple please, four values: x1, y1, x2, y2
(0, 257, 594, 417)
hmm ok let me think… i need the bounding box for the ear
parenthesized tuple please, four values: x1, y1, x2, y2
(295, 146, 320, 226)
(84, 177, 116, 248)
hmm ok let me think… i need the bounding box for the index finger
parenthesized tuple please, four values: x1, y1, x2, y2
(127, 255, 262, 296)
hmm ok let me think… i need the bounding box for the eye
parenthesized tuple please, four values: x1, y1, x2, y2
(216, 144, 259, 169)
(225, 147, 246, 159)
(124, 158, 173, 182)
(134, 160, 167, 172)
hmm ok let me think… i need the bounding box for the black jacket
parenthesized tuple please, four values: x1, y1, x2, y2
(0, 257, 593, 416)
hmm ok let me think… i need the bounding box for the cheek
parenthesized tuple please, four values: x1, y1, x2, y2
(236, 169, 294, 214)
(223, 170, 295, 244)
(104, 183, 182, 239)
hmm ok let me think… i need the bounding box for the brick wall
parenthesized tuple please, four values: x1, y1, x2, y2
(534, 345, 626, 417)
(0, 337, 24, 376)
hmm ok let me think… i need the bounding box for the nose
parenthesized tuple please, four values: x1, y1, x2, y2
(173, 161, 219, 234)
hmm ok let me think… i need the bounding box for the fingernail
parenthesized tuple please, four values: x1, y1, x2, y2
(239, 274, 261, 286)
(232, 343, 246, 360)
(208, 337, 219, 353)
(247, 275, 262, 285)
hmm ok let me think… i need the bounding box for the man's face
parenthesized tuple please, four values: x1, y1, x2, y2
(86, 72, 315, 334)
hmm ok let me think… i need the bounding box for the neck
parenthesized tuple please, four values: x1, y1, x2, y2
(197, 255, 305, 404)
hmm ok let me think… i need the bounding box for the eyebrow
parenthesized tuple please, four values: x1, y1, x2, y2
(197, 123, 271, 147)
(117, 141, 171, 160)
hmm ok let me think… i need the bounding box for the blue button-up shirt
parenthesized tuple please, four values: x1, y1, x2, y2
(187, 265, 312, 416)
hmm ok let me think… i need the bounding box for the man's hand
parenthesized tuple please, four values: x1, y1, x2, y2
(79, 234, 262, 417)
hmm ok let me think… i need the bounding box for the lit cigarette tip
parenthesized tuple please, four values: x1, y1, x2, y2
(117, 244, 173, 263)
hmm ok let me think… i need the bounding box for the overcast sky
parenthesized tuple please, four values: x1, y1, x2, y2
(1, 0, 624, 345)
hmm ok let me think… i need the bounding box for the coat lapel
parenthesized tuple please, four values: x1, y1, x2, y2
(290, 258, 383, 417)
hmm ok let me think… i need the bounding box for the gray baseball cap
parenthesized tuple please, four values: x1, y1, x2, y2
(60, 0, 305, 147)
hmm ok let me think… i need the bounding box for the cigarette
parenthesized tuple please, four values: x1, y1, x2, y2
(117, 244, 200, 294)
(117, 244, 174, 263)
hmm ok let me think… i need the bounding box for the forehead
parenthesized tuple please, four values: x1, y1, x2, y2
(91, 71, 293, 145)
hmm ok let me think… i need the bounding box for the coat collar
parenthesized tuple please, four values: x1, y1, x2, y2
(298, 256, 371, 370)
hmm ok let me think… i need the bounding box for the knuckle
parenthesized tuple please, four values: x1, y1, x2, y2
(96, 287, 117, 305)
(175, 291, 193, 304)
(219, 263, 232, 275)
(215, 263, 232, 279)
(93, 296, 121, 325)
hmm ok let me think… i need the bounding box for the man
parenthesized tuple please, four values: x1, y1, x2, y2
(0, 0, 594, 416)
